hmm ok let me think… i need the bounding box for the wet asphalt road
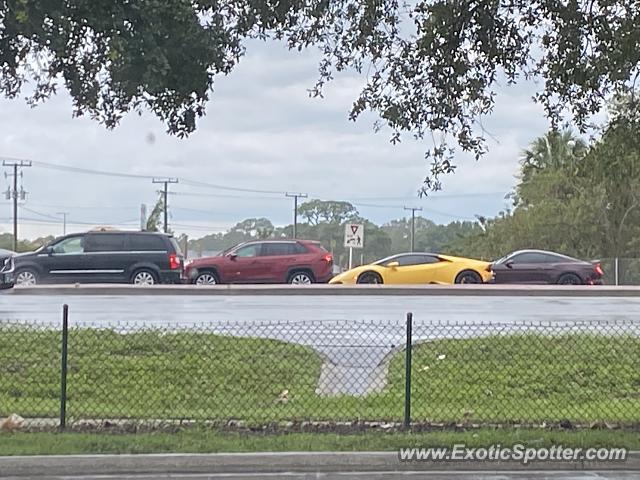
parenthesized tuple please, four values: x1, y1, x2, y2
(3, 294, 640, 325)
(3, 294, 640, 395)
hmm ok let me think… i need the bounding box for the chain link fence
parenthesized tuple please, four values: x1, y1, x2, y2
(600, 258, 640, 285)
(1, 307, 639, 430)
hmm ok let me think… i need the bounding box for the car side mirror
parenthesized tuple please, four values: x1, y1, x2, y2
(386, 261, 400, 268)
(505, 261, 513, 269)
(44, 246, 54, 256)
(228, 253, 237, 261)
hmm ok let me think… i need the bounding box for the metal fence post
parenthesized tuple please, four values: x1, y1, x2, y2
(615, 257, 619, 286)
(60, 304, 69, 430)
(403, 312, 413, 429)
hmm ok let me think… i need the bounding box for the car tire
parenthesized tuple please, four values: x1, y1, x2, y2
(357, 272, 383, 284)
(455, 270, 482, 284)
(557, 273, 582, 285)
(131, 269, 158, 286)
(15, 268, 38, 286)
(195, 271, 220, 285)
(288, 271, 314, 285)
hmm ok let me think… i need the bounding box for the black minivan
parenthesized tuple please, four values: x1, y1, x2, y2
(13, 230, 184, 286)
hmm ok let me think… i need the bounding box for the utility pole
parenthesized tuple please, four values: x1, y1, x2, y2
(57, 212, 68, 235)
(152, 178, 178, 233)
(404, 206, 423, 252)
(285, 192, 307, 238)
(3, 159, 31, 251)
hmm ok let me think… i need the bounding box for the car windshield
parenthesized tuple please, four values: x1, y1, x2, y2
(219, 244, 242, 256)
(493, 254, 511, 265)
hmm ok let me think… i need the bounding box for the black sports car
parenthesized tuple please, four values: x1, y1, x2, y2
(491, 249, 603, 285)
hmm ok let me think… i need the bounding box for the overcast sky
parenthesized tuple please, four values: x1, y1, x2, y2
(0, 40, 551, 240)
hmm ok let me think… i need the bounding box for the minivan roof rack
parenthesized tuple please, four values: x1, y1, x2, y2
(89, 226, 121, 232)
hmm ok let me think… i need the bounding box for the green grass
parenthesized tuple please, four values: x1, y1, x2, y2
(1, 429, 639, 455)
(0, 327, 323, 421)
(1, 326, 639, 425)
(388, 334, 640, 423)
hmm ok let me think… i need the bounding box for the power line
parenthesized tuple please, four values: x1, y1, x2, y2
(31, 160, 288, 195)
(31, 160, 155, 179)
(20, 205, 139, 227)
(0, 217, 139, 227)
(170, 223, 231, 231)
(6, 202, 138, 211)
(169, 191, 286, 200)
(180, 178, 287, 195)
(337, 192, 508, 200)
(19, 206, 61, 221)
(338, 201, 473, 221)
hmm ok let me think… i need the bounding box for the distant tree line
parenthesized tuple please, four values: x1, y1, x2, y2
(187, 201, 480, 267)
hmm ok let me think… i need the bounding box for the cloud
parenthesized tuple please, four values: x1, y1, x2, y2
(0, 39, 550, 239)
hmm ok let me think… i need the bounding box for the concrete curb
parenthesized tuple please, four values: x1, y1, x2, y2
(0, 451, 638, 476)
(6, 284, 640, 296)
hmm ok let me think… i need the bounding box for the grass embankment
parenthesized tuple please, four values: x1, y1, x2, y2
(1, 429, 639, 455)
(1, 327, 639, 424)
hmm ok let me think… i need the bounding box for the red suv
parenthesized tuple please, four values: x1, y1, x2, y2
(185, 240, 334, 285)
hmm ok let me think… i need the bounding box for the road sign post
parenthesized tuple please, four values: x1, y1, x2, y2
(344, 224, 364, 270)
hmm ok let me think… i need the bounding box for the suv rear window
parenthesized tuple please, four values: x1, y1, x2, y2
(129, 234, 167, 251)
(85, 234, 126, 252)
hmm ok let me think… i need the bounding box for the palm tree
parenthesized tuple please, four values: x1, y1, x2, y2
(520, 130, 587, 181)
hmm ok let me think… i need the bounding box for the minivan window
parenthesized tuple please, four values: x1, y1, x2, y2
(130, 234, 167, 251)
(52, 236, 84, 254)
(169, 237, 183, 255)
(85, 234, 126, 253)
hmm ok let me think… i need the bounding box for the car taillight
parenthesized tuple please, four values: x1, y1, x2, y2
(323, 254, 333, 263)
(595, 263, 604, 276)
(169, 254, 181, 270)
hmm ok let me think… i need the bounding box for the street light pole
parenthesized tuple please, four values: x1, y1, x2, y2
(57, 212, 68, 235)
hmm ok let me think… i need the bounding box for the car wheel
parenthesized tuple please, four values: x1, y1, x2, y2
(455, 270, 482, 284)
(15, 269, 38, 286)
(195, 271, 219, 285)
(288, 271, 314, 285)
(132, 269, 157, 286)
(357, 272, 383, 284)
(558, 273, 582, 285)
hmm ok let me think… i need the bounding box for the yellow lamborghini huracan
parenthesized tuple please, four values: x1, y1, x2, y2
(329, 253, 493, 285)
